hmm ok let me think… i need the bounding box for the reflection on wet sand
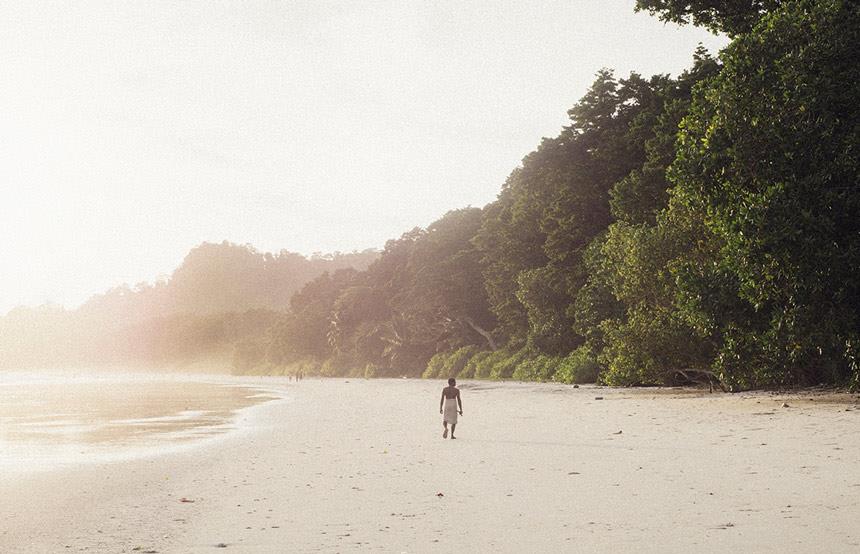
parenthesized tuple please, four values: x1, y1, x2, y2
(0, 374, 283, 470)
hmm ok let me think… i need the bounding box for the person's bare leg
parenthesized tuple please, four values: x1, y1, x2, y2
(450, 423, 456, 439)
(442, 422, 448, 438)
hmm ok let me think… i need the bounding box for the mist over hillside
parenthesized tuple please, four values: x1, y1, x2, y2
(0, 242, 378, 370)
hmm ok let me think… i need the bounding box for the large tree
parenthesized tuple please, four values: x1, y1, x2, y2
(476, 70, 677, 355)
(634, 0, 782, 35)
(670, 0, 860, 387)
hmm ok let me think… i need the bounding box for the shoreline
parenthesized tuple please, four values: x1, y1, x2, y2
(0, 372, 290, 475)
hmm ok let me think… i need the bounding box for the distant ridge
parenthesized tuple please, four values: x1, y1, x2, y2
(0, 241, 379, 370)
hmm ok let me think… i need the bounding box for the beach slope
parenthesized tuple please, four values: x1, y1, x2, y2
(3, 378, 860, 552)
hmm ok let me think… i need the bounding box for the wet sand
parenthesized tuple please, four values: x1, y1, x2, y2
(0, 373, 280, 472)
(3, 377, 860, 552)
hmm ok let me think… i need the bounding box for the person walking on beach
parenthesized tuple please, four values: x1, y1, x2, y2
(440, 378, 463, 439)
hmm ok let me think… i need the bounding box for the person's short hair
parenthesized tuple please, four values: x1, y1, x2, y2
(448, 378, 456, 386)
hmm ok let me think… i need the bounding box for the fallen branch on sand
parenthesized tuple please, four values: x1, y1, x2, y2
(671, 369, 727, 393)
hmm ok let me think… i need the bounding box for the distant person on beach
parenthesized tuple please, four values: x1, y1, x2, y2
(440, 378, 463, 439)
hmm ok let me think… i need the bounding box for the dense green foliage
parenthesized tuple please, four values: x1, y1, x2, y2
(241, 0, 858, 389)
(634, 0, 783, 35)
(667, 0, 860, 388)
(4, 1, 857, 390)
(236, 208, 498, 376)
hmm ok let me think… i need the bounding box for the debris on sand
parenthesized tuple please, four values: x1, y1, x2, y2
(436, 492, 444, 497)
(781, 402, 790, 408)
(215, 543, 228, 548)
(594, 396, 604, 400)
(612, 430, 623, 435)
(179, 497, 195, 503)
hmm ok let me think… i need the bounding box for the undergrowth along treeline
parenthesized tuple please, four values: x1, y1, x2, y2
(238, 1, 860, 389)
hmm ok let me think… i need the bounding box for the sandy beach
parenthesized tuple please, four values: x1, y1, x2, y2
(3, 376, 860, 553)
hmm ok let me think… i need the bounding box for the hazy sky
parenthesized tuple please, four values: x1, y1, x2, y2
(0, 1, 727, 314)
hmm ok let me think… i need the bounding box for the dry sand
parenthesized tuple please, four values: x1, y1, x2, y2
(3, 377, 860, 553)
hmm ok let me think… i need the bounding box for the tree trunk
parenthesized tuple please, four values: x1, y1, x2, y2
(462, 317, 498, 351)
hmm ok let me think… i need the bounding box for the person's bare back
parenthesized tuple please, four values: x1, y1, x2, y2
(439, 378, 463, 439)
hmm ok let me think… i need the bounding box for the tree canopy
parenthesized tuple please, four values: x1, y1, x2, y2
(634, 0, 782, 34)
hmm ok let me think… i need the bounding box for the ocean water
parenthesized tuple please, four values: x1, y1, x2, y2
(0, 371, 286, 473)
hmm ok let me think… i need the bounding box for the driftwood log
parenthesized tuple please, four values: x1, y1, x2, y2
(671, 369, 727, 393)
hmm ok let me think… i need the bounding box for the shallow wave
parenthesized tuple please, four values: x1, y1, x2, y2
(0, 371, 289, 473)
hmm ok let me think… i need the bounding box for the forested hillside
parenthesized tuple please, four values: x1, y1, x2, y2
(0, 242, 377, 369)
(238, 0, 860, 390)
(4, 1, 856, 390)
